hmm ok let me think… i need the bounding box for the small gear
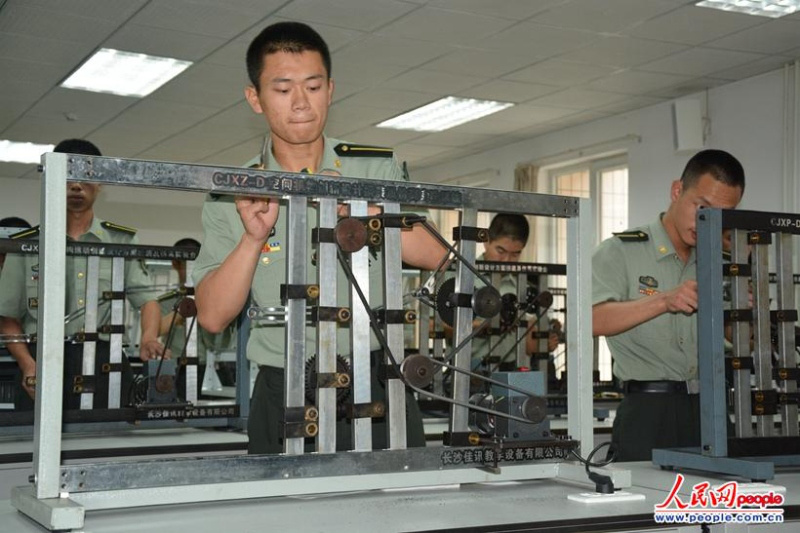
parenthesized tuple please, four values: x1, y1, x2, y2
(304, 354, 352, 406)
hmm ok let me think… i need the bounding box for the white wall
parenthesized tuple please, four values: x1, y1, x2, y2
(414, 68, 790, 228)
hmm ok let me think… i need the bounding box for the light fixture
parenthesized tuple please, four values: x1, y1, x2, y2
(376, 97, 514, 132)
(0, 140, 55, 164)
(695, 0, 800, 18)
(61, 48, 192, 97)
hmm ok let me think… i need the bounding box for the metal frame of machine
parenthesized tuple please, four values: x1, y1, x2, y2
(653, 207, 800, 479)
(11, 152, 600, 531)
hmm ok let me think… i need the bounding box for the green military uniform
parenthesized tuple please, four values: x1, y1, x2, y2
(0, 218, 160, 409)
(592, 215, 700, 461)
(193, 136, 424, 454)
(157, 289, 207, 398)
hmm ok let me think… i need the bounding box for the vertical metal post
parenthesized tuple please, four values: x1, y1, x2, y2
(515, 272, 528, 368)
(566, 199, 592, 455)
(775, 233, 798, 436)
(730, 229, 752, 438)
(233, 303, 252, 430)
(382, 202, 407, 449)
(750, 237, 773, 437)
(107, 257, 124, 408)
(489, 272, 502, 368)
(432, 306, 444, 396)
(184, 261, 198, 405)
(418, 271, 431, 359)
(450, 208, 477, 432)
(349, 200, 372, 450)
(80, 256, 99, 409)
(696, 208, 729, 456)
(534, 274, 550, 374)
(34, 152, 67, 499)
(285, 196, 308, 454)
(316, 198, 338, 452)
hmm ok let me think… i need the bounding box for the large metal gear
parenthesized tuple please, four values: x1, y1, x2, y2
(304, 354, 352, 406)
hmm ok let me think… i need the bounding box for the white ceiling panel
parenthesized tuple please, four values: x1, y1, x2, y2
(89, 124, 171, 158)
(0, 32, 94, 67)
(642, 47, 766, 77)
(624, 5, 767, 45)
(197, 136, 264, 166)
(457, 80, 561, 104)
(276, 0, 419, 31)
(3, 115, 98, 144)
(150, 63, 246, 109)
(647, 76, 730, 99)
(529, 88, 630, 110)
(477, 22, 597, 58)
(704, 19, 800, 55)
(106, 98, 221, 136)
(382, 68, 485, 95)
(21, 0, 147, 22)
(559, 36, 689, 69)
(380, 7, 516, 46)
(129, 0, 267, 39)
(104, 24, 228, 61)
(455, 104, 579, 134)
(334, 35, 453, 70)
(529, 0, 680, 33)
(339, 89, 441, 113)
(0, 3, 118, 44)
(709, 55, 794, 81)
(344, 126, 427, 148)
(583, 70, 693, 95)
(427, 0, 564, 21)
(504, 60, 618, 87)
(595, 95, 668, 114)
(25, 88, 136, 124)
(0, 162, 35, 180)
(422, 50, 542, 79)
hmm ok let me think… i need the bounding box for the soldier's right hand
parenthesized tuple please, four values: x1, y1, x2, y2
(663, 280, 698, 315)
(235, 195, 279, 242)
(22, 371, 36, 400)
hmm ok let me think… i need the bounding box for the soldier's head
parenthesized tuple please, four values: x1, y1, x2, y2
(668, 149, 744, 250)
(244, 22, 333, 149)
(54, 139, 103, 213)
(484, 214, 529, 263)
(172, 238, 201, 284)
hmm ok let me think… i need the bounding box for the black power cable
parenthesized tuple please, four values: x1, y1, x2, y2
(569, 441, 617, 494)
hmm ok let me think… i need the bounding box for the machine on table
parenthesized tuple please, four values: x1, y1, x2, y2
(653, 207, 800, 480)
(11, 153, 604, 532)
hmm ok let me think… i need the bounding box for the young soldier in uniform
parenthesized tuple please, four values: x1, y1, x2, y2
(592, 149, 745, 461)
(471, 214, 558, 372)
(193, 22, 447, 454)
(0, 139, 165, 409)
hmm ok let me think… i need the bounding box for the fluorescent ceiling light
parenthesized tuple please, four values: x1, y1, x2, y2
(695, 0, 800, 18)
(61, 48, 192, 97)
(0, 140, 55, 164)
(376, 97, 514, 132)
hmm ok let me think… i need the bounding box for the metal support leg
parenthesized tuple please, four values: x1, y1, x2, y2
(316, 198, 338, 452)
(775, 233, 798, 436)
(80, 256, 99, 409)
(349, 200, 372, 450)
(450, 208, 476, 432)
(382, 202, 407, 449)
(108, 257, 124, 408)
(730, 229, 752, 438)
(751, 238, 774, 437)
(285, 196, 308, 454)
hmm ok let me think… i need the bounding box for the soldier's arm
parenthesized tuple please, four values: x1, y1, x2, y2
(0, 316, 36, 399)
(139, 300, 165, 361)
(592, 280, 698, 337)
(400, 226, 448, 271)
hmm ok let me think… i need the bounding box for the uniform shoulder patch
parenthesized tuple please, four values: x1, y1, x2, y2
(101, 221, 137, 235)
(10, 226, 40, 239)
(613, 230, 649, 242)
(333, 143, 394, 158)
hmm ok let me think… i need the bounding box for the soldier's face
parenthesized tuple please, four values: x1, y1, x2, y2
(670, 173, 742, 249)
(245, 50, 333, 150)
(484, 237, 525, 262)
(67, 182, 100, 213)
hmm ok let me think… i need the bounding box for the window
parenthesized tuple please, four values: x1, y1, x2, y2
(548, 156, 629, 382)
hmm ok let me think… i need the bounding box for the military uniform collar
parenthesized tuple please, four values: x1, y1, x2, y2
(261, 135, 343, 174)
(650, 214, 696, 264)
(67, 217, 104, 242)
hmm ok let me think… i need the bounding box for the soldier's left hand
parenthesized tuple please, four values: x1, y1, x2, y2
(140, 339, 170, 361)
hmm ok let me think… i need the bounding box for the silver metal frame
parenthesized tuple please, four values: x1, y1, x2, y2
(14, 153, 595, 531)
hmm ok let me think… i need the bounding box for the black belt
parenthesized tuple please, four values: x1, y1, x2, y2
(623, 380, 690, 394)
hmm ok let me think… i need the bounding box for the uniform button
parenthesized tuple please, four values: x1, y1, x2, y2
(77, 272, 85, 279)
(261, 256, 271, 265)
(77, 298, 85, 306)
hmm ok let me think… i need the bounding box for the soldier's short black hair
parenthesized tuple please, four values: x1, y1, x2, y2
(0, 216, 31, 229)
(488, 214, 529, 246)
(174, 238, 201, 250)
(246, 21, 331, 91)
(680, 149, 745, 193)
(53, 139, 102, 156)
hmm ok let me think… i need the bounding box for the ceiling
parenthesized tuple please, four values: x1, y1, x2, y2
(1, 0, 800, 181)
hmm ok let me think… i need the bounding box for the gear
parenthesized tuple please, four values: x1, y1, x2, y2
(304, 354, 352, 406)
